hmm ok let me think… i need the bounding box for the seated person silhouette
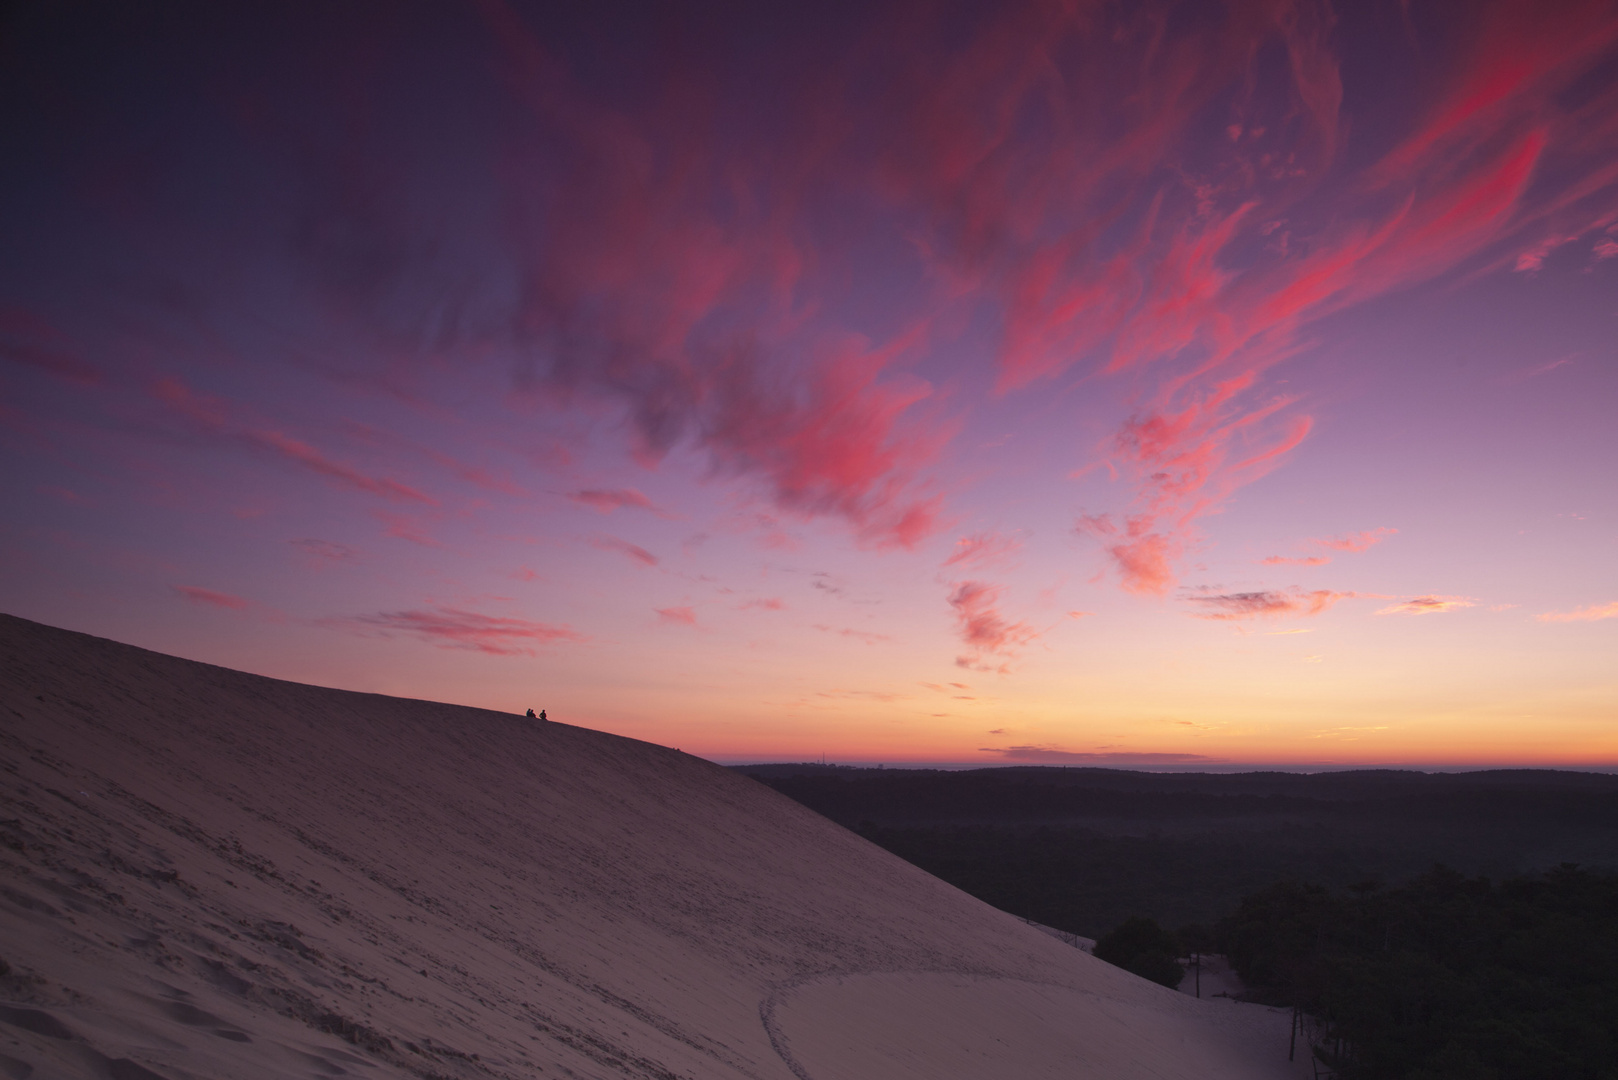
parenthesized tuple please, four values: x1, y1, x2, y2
(525, 708, 536, 719)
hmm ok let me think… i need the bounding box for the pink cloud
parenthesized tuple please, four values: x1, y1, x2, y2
(248, 429, 434, 504)
(1256, 528, 1392, 568)
(742, 597, 786, 611)
(1536, 601, 1618, 623)
(152, 376, 228, 428)
(1514, 356, 1576, 380)
(813, 625, 893, 645)
(38, 0, 1618, 584)
(942, 532, 1022, 571)
(330, 607, 585, 655)
(345, 422, 524, 497)
(874, 0, 1614, 595)
(980, 747, 1218, 764)
(172, 585, 251, 610)
(1509, 208, 1618, 273)
(1186, 589, 1350, 621)
(588, 535, 658, 567)
(289, 538, 357, 565)
(39, 485, 89, 506)
(430, 455, 523, 497)
(1314, 527, 1397, 553)
(656, 606, 697, 626)
(477, 4, 952, 550)
(568, 488, 662, 515)
(1515, 235, 1573, 272)
(0, 306, 102, 386)
(152, 378, 433, 504)
(1377, 596, 1476, 616)
(374, 512, 443, 548)
(1076, 514, 1179, 596)
(947, 581, 1037, 668)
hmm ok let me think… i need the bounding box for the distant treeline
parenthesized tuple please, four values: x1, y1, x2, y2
(1218, 866, 1618, 1080)
(736, 765, 1618, 936)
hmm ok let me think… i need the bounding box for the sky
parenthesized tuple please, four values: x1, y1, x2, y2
(2, 0, 1616, 770)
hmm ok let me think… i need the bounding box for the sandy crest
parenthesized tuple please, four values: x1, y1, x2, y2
(0, 614, 1310, 1079)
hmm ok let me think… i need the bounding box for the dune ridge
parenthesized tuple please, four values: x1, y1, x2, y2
(0, 614, 1303, 1078)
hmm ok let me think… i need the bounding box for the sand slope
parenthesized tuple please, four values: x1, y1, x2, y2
(0, 615, 1306, 1079)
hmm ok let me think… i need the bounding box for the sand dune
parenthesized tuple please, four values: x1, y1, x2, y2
(0, 614, 1307, 1079)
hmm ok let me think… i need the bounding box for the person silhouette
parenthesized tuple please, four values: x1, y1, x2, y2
(525, 708, 536, 719)
(538, 709, 548, 722)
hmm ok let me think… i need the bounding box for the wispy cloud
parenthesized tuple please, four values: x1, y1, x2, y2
(1377, 596, 1476, 616)
(374, 511, 443, 548)
(1075, 514, 1178, 596)
(153, 377, 434, 504)
(1308, 725, 1390, 740)
(817, 688, 899, 701)
(812, 625, 893, 644)
(326, 607, 585, 655)
(0, 306, 102, 386)
(588, 535, 659, 567)
(1514, 211, 1618, 272)
(1507, 355, 1577, 381)
(1186, 589, 1350, 621)
(39, 485, 89, 506)
(979, 746, 1218, 764)
(1537, 601, 1618, 623)
(172, 585, 251, 610)
(344, 421, 523, 497)
(568, 488, 664, 515)
(253, 430, 433, 503)
(948, 581, 1037, 669)
(289, 538, 357, 565)
(656, 606, 697, 626)
(1259, 528, 1394, 566)
(942, 532, 1023, 571)
(1314, 527, 1397, 553)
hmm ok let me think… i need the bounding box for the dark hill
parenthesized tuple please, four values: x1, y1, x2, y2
(734, 764, 1618, 936)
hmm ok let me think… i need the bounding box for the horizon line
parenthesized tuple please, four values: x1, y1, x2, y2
(707, 758, 1618, 775)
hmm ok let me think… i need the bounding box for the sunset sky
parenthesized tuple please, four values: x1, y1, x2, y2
(3, 0, 1616, 768)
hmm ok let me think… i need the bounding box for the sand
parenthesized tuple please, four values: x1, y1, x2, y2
(0, 614, 1310, 1079)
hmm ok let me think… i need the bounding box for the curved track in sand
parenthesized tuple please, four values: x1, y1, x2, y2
(762, 970, 1305, 1080)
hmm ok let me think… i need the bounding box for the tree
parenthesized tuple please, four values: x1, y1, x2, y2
(1093, 916, 1184, 989)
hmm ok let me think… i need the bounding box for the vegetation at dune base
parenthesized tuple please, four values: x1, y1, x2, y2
(1091, 915, 1184, 989)
(1215, 864, 1618, 1080)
